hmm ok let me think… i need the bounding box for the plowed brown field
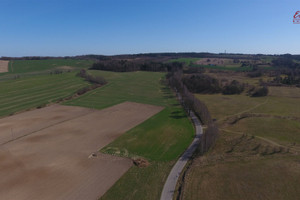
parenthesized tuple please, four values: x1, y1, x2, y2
(0, 102, 163, 200)
(0, 60, 9, 73)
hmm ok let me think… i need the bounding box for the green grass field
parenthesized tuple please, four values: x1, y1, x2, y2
(65, 70, 194, 161)
(65, 70, 171, 109)
(0, 72, 90, 117)
(64, 70, 194, 199)
(8, 59, 93, 74)
(0, 59, 194, 200)
(167, 57, 200, 65)
(101, 161, 175, 200)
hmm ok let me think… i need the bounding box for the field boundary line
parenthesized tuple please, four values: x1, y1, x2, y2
(218, 97, 269, 122)
(0, 107, 95, 146)
(220, 128, 300, 153)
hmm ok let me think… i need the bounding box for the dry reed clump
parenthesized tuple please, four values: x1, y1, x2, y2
(132, 157, 149, 168)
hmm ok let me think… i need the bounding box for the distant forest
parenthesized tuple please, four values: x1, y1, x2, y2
(2, 52, 300, 62)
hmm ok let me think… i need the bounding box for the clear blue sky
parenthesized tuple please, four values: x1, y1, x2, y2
(0, 0, 299, 56)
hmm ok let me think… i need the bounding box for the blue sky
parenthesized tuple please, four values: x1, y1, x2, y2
(0, 0, 299, 56)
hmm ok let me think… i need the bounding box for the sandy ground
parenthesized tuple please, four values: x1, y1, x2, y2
(0, 60, 9, 73)
(0, 102, 163, 200)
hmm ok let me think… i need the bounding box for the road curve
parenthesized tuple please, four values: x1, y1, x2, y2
(160, 111, 203, 200)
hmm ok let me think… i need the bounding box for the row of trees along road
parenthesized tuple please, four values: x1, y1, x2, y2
(167, 71, 219, 154)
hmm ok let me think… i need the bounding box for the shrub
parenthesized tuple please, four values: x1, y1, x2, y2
(222, 80, 244, 95)
(77, 69, 87, 78)
(251, 86, 269, 97)
(247, 71, 262, 78)
(77, 69, 107, 85)
(76, 86, 91, 95)
(182, 74, 222, 94)
(85, 74, 107, 85)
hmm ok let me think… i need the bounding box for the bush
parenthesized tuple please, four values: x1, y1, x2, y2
(77, 69, 107, 85)
(222, 80, 244, 95)
(247, 71, 262, 78)
(76, 85, 99, 95)
(77, 69, 87, 78)
(251, 86, 268, 97)
(85, 74, 107, 85)
(182, 74, 222, 94)
(76, 86, 91, 95)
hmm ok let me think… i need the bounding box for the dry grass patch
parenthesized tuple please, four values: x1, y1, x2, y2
(226, 117, 300, 147)
(182, 131, 300, 200)
(0, 60, 9, 73)
(269, 86, 300, 98)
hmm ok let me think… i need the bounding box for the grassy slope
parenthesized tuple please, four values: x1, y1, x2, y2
(9, 59, 93, 74)
(228, 117, 300, 144)
(194, 94, 266, 120)
(269, 86, 300, 98)
(64, 70, 194, 199)
(0, 72, 90, 117)
(196, 93, 300, 145)
(65, 70, 171, 109)
(183, 130, 300, 200)
(183, 83, 300, 200)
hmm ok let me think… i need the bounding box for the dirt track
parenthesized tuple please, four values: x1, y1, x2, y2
(0, 102, 163, 200)
(0, 60, 9, 73)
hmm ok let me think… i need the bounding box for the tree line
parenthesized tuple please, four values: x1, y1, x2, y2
(90, 59, 183, 72)
(167, 71, 219, 154)
(76, 69, 107, 95)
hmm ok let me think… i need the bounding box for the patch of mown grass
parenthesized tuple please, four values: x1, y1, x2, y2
(9, 59, 93, 74)
(0, 72, 90, 117)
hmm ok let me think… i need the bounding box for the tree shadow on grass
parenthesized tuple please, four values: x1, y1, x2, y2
(169, 111, 186, 119)
(163, 95, 174, 99)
